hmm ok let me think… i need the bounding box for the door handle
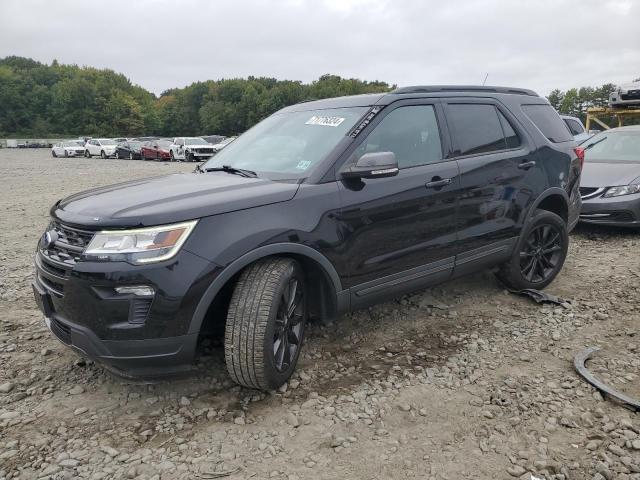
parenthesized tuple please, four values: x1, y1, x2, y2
(518, 160, 536, 170)
(425, 177, 452, 189)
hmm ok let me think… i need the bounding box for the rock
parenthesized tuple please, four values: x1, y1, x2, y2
(0, 382, 15, 394)
(69, 386, 84, 395)
(286, 413, 299, 428)
(0, 411, 19, 420)
(482, 410, 494, 419)
(179, 396, 191, 407)
(632, 440, 640, 451)
(74, 407, 88, 416)
(398, 404, 411, 412)
(608, 444, 626, 457)
(100, 445, 119, 457)
(507, 465, 526, 477)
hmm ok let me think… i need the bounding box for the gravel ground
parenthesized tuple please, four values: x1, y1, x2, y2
(0, 149, 639, 480)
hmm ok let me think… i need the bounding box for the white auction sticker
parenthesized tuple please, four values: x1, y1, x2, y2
(305, 116, 345, 127)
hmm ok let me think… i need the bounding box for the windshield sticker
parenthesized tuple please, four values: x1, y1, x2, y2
(295, 160, 312, 170)
(305, 116, 345, 127)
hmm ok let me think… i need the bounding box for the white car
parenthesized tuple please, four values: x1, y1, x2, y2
(210, 136, 237, 153)
(84, 138, 118, 158)
(51, 141, 86, 158)
(609, 81, 640, 108)
(169, 137, 216, 162)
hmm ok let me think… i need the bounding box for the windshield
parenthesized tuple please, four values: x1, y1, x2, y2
(185, 137, 208, 145)
(128, 141, 141, 148)
(63, 142, 82, 147)
(99, 139, 117, 145)
(202, 107, 368, 179)
(583, 132, 640, 163)
(156, 140, 172, 148)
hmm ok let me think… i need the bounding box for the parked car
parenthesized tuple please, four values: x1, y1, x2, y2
(169, 137, 216, 162)
(33, 86, 581, 390)
(609, 81, 640, 108)
(140, 139, 172, 160)
(115, 140, 143, 160)
(51, 141, 85, 158)
(84, 138, 118, 158)
(210, 136, 236, 153)
(561, 115, 592, 144)
(578, 125, 640, 227)
(202, 135, 226, 145)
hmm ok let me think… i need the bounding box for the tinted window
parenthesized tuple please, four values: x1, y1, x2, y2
(448, 104, 505, 155)
(564, 118, 584, 136)
(497, 111, 521, 149)
(522, 105, 573, 143)
(352, 105, 442, 168)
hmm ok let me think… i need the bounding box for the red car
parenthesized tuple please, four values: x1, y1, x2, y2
(140, 140, 172, 161)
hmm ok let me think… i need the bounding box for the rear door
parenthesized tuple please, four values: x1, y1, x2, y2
(443, 99, 540, 274)
(335, 100, 462, 306)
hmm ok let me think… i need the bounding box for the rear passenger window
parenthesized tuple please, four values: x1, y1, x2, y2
(497, 110, 521, 149)
(448, 104, 506, 155)
(564, 118, 584, 136)
(522, 104, 573, 143)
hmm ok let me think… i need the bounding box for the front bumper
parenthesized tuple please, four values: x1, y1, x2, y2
(580, 192, 640, 227)
(33, 247, 220, 377)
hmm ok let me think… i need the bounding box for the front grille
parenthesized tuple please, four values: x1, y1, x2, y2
(38, 273, 64, 296)
(579, 187, 605, 200)
(41, 222, 95, 267)
(621, 90, 640, 100)
(50, 318, 71, 345)
(195, 148, 214, 154)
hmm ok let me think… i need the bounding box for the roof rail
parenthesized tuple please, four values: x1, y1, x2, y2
(391, 85, 539, 97)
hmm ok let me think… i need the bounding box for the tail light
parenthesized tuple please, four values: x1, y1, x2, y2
(574, 147, 585, 170)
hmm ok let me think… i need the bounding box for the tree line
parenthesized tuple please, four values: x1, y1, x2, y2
(0, 56, 637, 137)
(0, 56, 392, 138)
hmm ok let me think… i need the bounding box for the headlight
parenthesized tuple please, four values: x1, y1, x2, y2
(84, 220, 197, 264)
(603, 184, 640, 198)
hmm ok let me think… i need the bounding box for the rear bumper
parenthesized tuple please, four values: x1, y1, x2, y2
(580, 194, 640, 227)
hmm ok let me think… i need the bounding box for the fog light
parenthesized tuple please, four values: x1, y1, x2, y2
(114, 285, 155, 297)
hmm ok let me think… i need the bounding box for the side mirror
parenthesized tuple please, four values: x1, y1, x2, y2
(341, 151, 399, 179)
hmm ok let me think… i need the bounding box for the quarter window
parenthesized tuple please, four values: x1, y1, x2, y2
(564, 118, 584, 136)
(522, 104, 574, 143)
(447, 104, 506, 156)
(352, 105, 443, 168)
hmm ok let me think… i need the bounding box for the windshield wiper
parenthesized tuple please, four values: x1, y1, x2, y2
(204, 165, 258, 178)
(583, 136, 607, 150)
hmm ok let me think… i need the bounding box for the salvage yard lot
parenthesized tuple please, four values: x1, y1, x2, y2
(0, 149, 639, 480)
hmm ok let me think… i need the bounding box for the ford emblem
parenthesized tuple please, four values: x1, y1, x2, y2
(43, 230, 58, 248)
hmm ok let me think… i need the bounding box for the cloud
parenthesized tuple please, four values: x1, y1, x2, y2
(0, 0, 638, 96)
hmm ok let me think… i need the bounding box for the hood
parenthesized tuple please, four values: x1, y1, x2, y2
(581, 159, 640, 187)
(53, 172, 300, 228)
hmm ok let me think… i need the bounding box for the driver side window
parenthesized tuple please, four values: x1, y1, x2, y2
(352, 105, 443, 169)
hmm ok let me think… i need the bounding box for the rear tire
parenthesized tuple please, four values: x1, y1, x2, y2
(85, 150, 91, 158)
(52, 151, 57, 158)
(495, 209, 568, 291)
(224, 258, 307, 391)
(100, 150, 106, 159)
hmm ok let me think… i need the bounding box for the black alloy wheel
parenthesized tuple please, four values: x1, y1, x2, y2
(273, 277, 305, 373)
(519, 224, 563, 283)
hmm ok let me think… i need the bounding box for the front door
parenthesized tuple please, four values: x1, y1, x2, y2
(334, 102, 461, 306)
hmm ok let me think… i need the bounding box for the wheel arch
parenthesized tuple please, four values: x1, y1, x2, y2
(528, 188, 569, 223)
(187, 243, 345, 336)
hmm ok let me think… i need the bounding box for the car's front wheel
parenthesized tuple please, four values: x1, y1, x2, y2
(495, 209, 568, 291)
(100, 150, 106, 159)
(224, 258, 307, 391)
(85, 150, 91, 158)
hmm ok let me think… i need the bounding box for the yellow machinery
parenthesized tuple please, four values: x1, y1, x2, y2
(585, 106, 640, 130)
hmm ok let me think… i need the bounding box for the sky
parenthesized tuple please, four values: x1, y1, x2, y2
(1, 0, 638, 97)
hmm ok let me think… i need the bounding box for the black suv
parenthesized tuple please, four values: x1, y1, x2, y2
(33, 86, 582, 390)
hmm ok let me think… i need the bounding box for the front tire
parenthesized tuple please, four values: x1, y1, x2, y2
(52, 151, 57, 158)
(495, 209, 568, 290)
(100, 150, 106, 159)
(85, 150, 91, 158)
(114, 150, 120, 159)
(224, 258, 307, 391)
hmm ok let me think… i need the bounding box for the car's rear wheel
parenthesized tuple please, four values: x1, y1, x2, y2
(100, 150, 106, 159)
(495, 209, 568, 290)
(224, 257, 307, 391)
(52, 151, 57, 158)
(85, 150, 91, 158)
